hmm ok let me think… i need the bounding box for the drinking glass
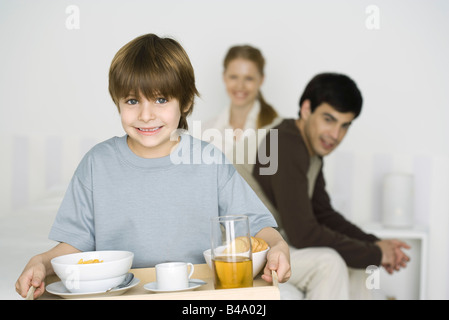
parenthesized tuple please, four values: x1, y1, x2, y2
(210, 215, 253, 289)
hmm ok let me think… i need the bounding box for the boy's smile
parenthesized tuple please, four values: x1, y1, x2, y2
(136, 126, 163, 135)
(119, 94, 181, 158)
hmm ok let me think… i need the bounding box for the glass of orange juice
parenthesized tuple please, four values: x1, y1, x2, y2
(210, 215, 253, 289)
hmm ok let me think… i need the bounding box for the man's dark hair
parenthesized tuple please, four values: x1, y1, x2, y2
(299, 73, 363, 118)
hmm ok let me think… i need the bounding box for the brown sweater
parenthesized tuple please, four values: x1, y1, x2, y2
(253, 119, 382, 268)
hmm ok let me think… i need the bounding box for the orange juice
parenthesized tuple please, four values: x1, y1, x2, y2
(212, 256, 253, 289)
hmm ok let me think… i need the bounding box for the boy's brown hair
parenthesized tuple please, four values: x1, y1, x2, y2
(109, 33, 199, 130)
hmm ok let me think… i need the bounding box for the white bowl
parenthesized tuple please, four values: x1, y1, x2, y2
(51, 250, 133, 293)
(59, 274, 127, 294)
(203, 247, 269, 278)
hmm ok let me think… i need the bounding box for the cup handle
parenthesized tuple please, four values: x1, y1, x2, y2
(187, 263, 194, 279)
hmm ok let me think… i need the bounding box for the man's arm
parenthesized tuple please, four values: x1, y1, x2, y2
(255, 131, 382, 268)
(311, 170, 379, 242)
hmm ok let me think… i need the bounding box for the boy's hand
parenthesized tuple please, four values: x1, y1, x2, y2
(15, 242, 80, 299)
(261, 244, 291, 283)
(255, 227, 291, 283)
(15, 257, 47, 299)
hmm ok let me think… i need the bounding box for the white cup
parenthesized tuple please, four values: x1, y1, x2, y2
(155, 262, 194, 290)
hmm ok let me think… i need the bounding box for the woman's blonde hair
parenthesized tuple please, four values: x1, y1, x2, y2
(223, 45, 278, 129)
(109, 33, 199, 130)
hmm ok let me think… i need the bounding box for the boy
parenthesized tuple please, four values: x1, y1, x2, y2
(16, 34, 290, 299)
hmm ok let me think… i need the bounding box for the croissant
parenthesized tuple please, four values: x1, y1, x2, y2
(223, 236, 268, 253)
(251, 237, 268, 252)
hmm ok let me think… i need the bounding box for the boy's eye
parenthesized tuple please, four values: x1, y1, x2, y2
(126, 99, 138, 105)
(156, 97, 168, 104)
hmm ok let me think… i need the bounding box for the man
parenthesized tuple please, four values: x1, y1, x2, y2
(252, 73, 410, 299)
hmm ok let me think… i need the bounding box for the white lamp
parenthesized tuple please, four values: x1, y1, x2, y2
(381, 173, 414, 228)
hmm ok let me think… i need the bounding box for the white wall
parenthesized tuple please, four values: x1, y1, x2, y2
(1, 0, 448, 299)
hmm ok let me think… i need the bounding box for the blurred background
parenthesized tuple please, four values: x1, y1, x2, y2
(0, 0, 448, 299)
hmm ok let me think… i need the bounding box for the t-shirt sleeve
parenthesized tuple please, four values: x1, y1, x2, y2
(48, 157, 95, 252)
(217, 161, 277, 236)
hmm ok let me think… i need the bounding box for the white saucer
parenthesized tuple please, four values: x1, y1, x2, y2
(143, 279, 206, 293)
(46, 277, 140, 299)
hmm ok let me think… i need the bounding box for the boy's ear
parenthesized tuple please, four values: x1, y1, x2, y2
(300, 99, 312, 120)
(182, 102, 193, 114)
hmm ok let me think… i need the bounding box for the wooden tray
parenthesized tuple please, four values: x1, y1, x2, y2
(41, 264, 280, 300)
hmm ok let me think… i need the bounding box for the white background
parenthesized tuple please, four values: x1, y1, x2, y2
(0, 0, 448, 299)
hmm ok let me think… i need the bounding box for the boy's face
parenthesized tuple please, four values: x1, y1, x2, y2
(299, 102, 355, 157)
(119, 93, 182, 158)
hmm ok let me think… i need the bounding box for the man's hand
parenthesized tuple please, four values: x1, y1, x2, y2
(376, 239, 411, 274)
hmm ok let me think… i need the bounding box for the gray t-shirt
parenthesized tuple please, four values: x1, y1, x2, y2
(49, 134, 277, 268)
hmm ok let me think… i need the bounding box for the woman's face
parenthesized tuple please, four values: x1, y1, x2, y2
(223, 58, 264, 109)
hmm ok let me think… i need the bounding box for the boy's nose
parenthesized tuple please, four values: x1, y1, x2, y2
(139, 103, 156, 122)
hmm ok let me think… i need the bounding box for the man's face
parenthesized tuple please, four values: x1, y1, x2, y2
(299, 102, 355, 157)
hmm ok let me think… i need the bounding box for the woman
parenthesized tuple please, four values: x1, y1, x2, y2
(202, 45, 281, 162)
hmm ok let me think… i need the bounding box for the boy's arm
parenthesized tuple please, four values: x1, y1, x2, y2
(255, 227, 291, 283)
(15, 242, 80, 299)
